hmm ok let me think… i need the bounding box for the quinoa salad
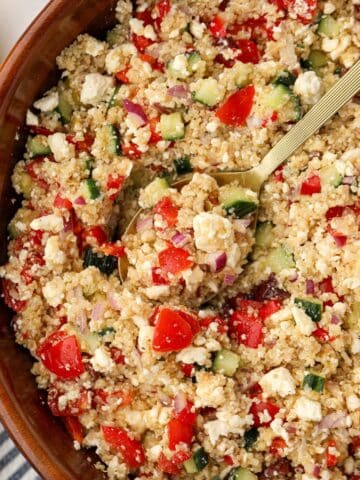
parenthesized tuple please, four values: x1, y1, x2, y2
(1, 0, 360, 478)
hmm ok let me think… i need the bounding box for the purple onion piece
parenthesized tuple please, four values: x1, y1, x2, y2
(342, 176, 356, 185)
(224, 273, 237, 285)
(136, 216, 153, 232)
(306, 279, 315, 295)
(208, 252, 227, 273)
(171, 231, 188, 247)
(123, 99, 148, 126)
(74, 196, 86, 205)
(167, 84, 190, 99)
(331, 314, 341, 325)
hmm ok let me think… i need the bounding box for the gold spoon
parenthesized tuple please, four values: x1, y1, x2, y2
(119, 60, 360, 282)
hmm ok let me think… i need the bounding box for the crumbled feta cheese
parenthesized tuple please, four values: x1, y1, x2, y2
(48, 133, 75, 162)
(322, 37, 339, 53)
(143, 285, 170, 300)
(259, 367, 296, 398)
(80, 73, 114, 106)
(294, 71, 321, 105)
(34, 91, 59, 112)
(351, 334, 360, 354)
(176, 347, 208, 365)
(129, 18, 156, 40)
(195, 371, 225, 408)
(270, 418, 289, 442)
(31, 214, 64, 233)
(171, 54, 190, 78)
(137, 325, 155, 353)
(291, 306, 315, 336)
(90, 347, 115, 373)
(85, 37, 106, 56)
(26, 110, 39, 126)
(293, 397, 322, 421)
(190, 20, 205, 39)
(323, 2, 336, 13)
(42, 276, 65, 307)
(346, 394, 360, 412)
(44, 236, 66, 269)
(206, 120, 219, 133)
(193, 212, 234, 253)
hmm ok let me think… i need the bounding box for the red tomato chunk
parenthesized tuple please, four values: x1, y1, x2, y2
(216, 86, 255, 126)
(102, 426, 146, 469)
(152, 308, 195, 352)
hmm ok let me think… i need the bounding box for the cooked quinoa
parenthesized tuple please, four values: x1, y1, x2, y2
(1, 0, 360, 478)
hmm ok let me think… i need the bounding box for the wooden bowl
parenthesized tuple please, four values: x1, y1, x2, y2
(0, 1, 119, 478)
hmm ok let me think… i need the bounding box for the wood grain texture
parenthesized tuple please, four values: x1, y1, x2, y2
(0, 1, 118, 478)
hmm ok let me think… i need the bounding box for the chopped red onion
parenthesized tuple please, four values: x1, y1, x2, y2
(318, 412, 347, 429)
(342, 176, 356, 185)
(306, 279, 315, 295)
(167, 85, 190, 99)
(74, 196, 86, 205)
(91, 302, 105, 322)
(313, 465, 321, 477)
(174, 391, 187, 414)
(171, 231, 188, 247)
(208, 252, 227, 273)
(136, 216, 153, 232)
(286, 425, 297, 434)
(234, 218, 252, 229)
(123, 99, 148, 126)
(77, 310, 88, 335)
(331, 314, 341, 325)
(153, 102, 173, 114)
(289, 272, 298, 283)
(224, 273, 237, 285)
(108, 292, 121, 311)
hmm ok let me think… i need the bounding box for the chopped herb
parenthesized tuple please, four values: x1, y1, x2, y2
(303, 373, 325, 392)
(244, 427, 259, 451)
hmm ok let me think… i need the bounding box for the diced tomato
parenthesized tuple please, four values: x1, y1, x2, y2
(29, 125, 53, 136)
(229, 309, 263, 348)
(26, 158, 49, 191)
(109, 347, 126, 364)
(151, 267, 169, 285)
(20, 250, 45, 285)
(99, 242, 125, 258)
(54, 193, 73, 210)
(149, 306, 161, 326)
(290, 0, 317, 24)
(318, 277, 334, 294)
(312, 327, 330, 343)
(2, 279, 27, 312)
(216, 85, 255, 127)
(269, 0, 288, 10)
(177, 311, 200, 336)
(175, 400, 197, 425)
(36, 331, 84, 379)
(168, 418, 193, 450)
(121, 142, 142, 159)
(326, 439, 338, 468)
(102, 426, 146, 468)
(157, 452, 181, 474)
(349, 477, 360, 480)
(327, 225, 347, 247)
(325, 206, 345, 221)
(259, 300, 281, 320)
(273, 165, 285, 182)
(49, 388, 89, 417)
(149, 117, 162, 144)
(63, 416, 84, 444)
(132, 33, 155, 53)
(136, 8, 153, 26)
(223, 455, 234, 465)
(154, 197, 179, 228)
(115, 67, 130, 84)
(200, 315, 228, 334)
(158, 246, 193, 275)
(270, 437, 287, 457)
(153, 307, 194, 352)
(106, 173, 125, 201)
(300, 174, 321, 195)
(247, 382, 263, 399)
(209, 15, 227, 38)
(139, 53, 164, 72)
(66, 133, 94, 153)
(234, 39, 260, 64)
(154, 0, 171, 30)
(250, 400, 280, 427)
(82, 226, 108, 246)
(181, 363, 194, 377)
(349, 436, 360, 456)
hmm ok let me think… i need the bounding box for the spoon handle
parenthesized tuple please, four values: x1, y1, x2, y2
(256, 60, 360, 182)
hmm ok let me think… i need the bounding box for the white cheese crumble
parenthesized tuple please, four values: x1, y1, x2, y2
(42, 276, 65, 307)
(190, 20, 205, 39)
(291, 306, 315, 336)
(129, 18, 156, 40)
(80, 73, 114, 106)
(26, 110, 39, 126)
(346, 394, 360, 412)
(293, 397, 322, 421)
(44, 236, 66, 269)
(294, 71, 321, 105)
(259, 367, 296, 398)
(90, 346, 115, 373)
(48, 133, 75, 162)
(143, 285, 170, 300)
(176, 347, 208, 365)
(137, 325, 155, 353)
(193, 212, 234, 253)
(31, 214, 64, 233)
(33, 91, 59, 112)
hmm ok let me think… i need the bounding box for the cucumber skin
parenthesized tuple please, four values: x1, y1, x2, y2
(212, 349, 241, 377)
(28, 136, 51, 157)
(174, 156, 193, 175)
(85, 179, 101, 200)
(83, 248, 117, 275)
(294, 297, 322, 322)
(224, 200, 257, 219)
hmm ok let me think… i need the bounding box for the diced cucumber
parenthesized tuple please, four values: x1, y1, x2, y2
(212, 349, 242, 377)
(58, 90, 74, 124)
(174, 155, 193, 175)
(233, 62, 253, 88)
(319, 164, 343, 187)
(8, 208, 37, 239)
(28, 135, 51, 157)
(226, 467, 258, 480)
(84, 178, 101, 200)
(18, 172, 34, 199)
(294, 297, 322, 322)
(83, 247, 118, 275)
(187, 51, 202, 73)
(317, 15, 340, 37)
(102, 124, 121, 155)
(160, 112, 185, 141)
(308, 49, 328, 70)
(345, 302, 360, 332)
(265, 84, 291, 110)
(83, 333, 101, 353)
(219, 185, 258, 219)
(244, 428, 259, 451)
(255, 222, 274, 249)
(141, 177, 170, 208)
(303, 373, 325, 392)
(107, 85, 121, 111)
(98, 327, 116, 337)
(184, 448, 209, 473)
(167, 54, 190, 80)
(273, 71, 297, 87)
(265, 245, 296, 273)
(291, 94, 303, 122)
(193, 78, 223, 107)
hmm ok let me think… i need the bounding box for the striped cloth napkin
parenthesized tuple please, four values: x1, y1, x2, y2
(0, 424, 40, 480)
